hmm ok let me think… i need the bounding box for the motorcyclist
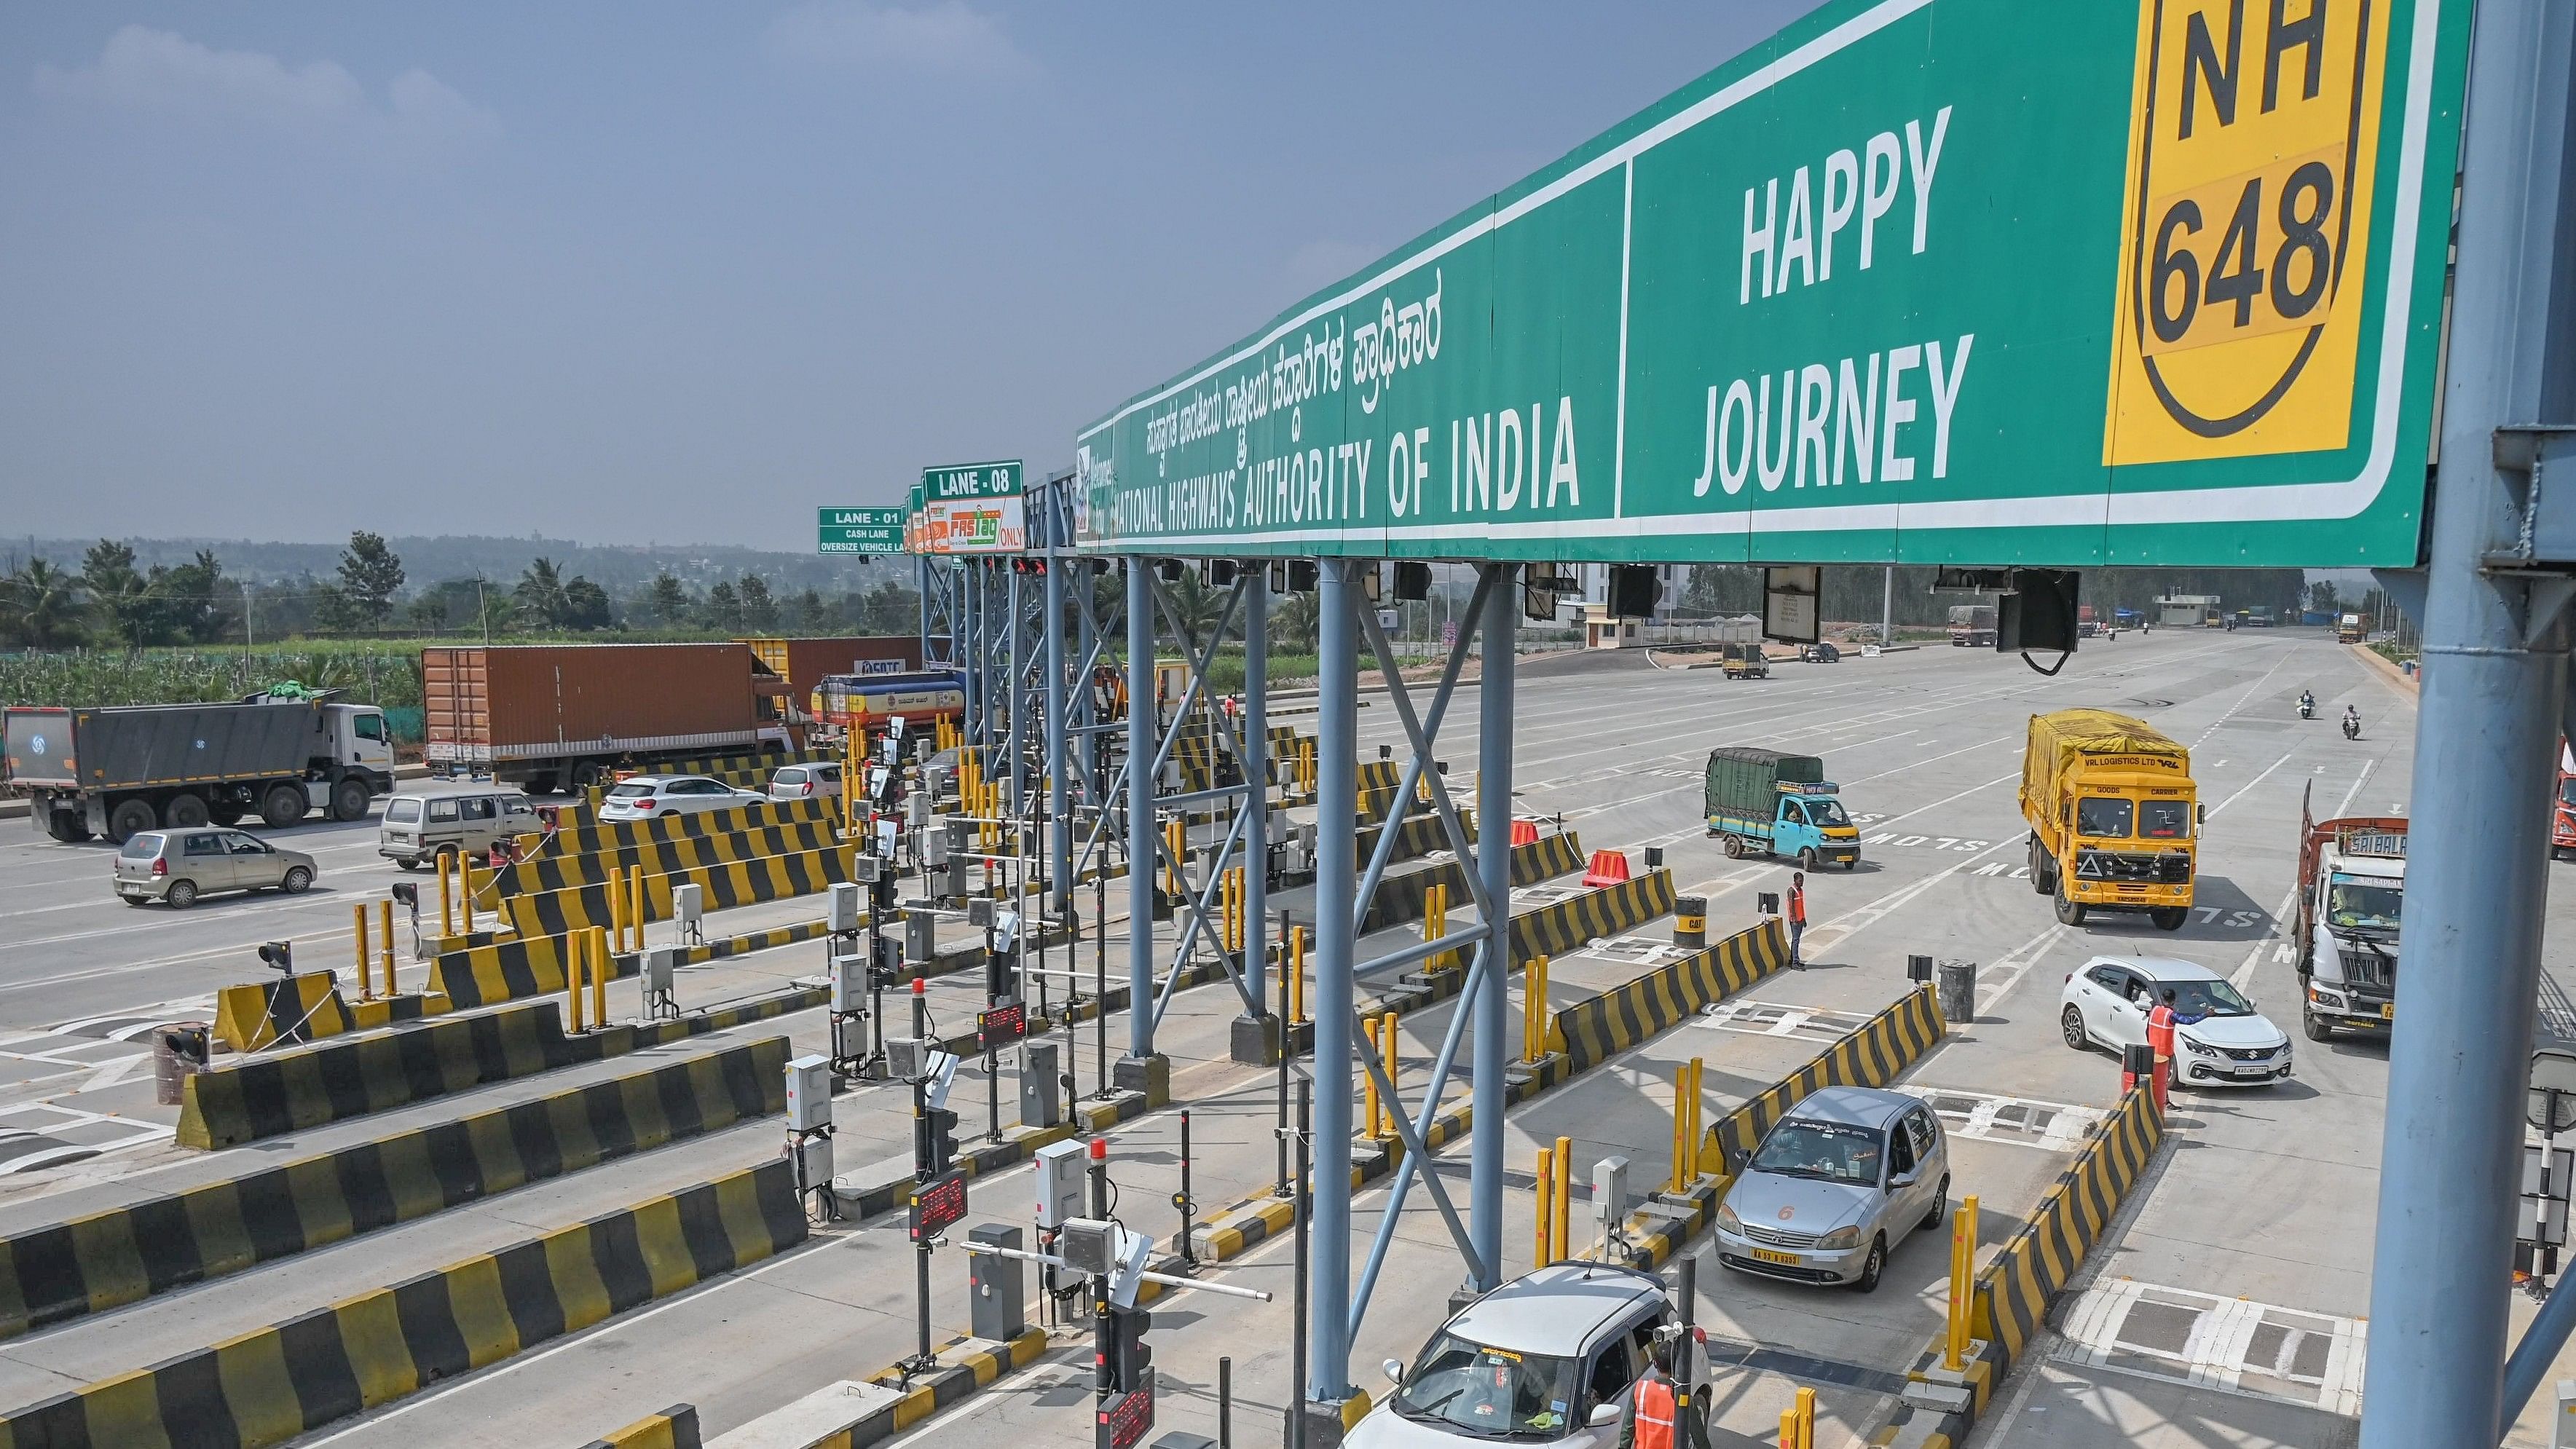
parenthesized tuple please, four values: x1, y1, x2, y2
(2299, 690, 2315, 718)
(2343, 705, 2362, 738)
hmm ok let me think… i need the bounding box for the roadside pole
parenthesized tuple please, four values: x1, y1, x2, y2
(2360, 0, 2576, 1442)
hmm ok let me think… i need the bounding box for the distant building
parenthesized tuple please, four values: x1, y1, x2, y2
(2152, 593, 2221, 627)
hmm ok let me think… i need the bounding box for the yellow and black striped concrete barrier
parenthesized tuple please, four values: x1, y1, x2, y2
(210, 971, 453, 1053)
(492, 817, 843, 899)
(1508, 868, 1677, 966)
(582, 1404, 702, 1449)
(524, 794, 834, 860)
(1706, 983, 1945, 1173)
(178, 987, 819, 1149)
(0, 1038, 787, 1341)
(1358, 831, 1583, 933)
(1551, 918, 1788, 1070)
(0, 1161, 807, 1449)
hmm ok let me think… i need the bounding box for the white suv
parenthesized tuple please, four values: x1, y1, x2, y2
(596, 775, 768, 821)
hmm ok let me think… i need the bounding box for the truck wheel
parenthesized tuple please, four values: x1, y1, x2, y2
(2303, 1009, 2335, 1043)
(163, 793, 209, 829)
(2028, 837, 2054, 895)
(2149, 907, 2189, 931)
(44, 810, 91, 843)
(260, 783, 307, 830)
(208, 802, 245, 826)
(1799, 847, 1821, 872)
(524, 772, 559, 796)
(107, 797, 157, 844)
(329, 779, 371, 823)
(571, 760, 607, 791)
(1720, 834, 1744, 859)
(2052, 882, 2087, 926)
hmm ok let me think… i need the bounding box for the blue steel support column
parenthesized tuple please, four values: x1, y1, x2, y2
(1308, 559, 1357, 1404)
(2359, 1, 2576, 1442)
(916, 556, 932, 666)
(1470, 564, 1513, 1290)
(1126, 558, 1157, 1063)
(1007, 565, 1026, 815)
(1045, 558, 1071, 924)
(963, 563, 983, 746)
(1242, 565, 1269, 1013)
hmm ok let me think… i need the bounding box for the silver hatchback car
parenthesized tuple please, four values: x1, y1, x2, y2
(1712, 1085, 1949, 1292)
(114, 829, 317, 909)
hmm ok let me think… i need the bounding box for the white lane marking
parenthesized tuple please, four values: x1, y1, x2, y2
(2052, 1278, 2367, 1416)
(1695, 998, 1871, 1043)
(1838, 734, 2009, 786)
(1893, 1086, 2106, 1150)
(1859, 772, 2022, 831)
(2202, 749, 2297, 821)
(2192, 648, 2298, 746)
(1974, 923, 2068, 1016)
(1800, 837, 2016, 955)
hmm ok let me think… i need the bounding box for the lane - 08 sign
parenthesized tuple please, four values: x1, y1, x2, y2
(1074, 0, 2467, 569)
(923, 460, 1027, 554)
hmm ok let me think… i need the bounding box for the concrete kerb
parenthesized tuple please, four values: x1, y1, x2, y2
(711, 1327, 1051, 1449)
(2350, 639, 2421, 695)
(1876, 1086, 2169, 1449)
(583, 1402, 704, 1449)
(0, 1038, 791, 1344)
(0, 1159, 809, 1449)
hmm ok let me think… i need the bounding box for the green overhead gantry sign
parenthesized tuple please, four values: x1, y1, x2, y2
(1073, 0, 2468, 566)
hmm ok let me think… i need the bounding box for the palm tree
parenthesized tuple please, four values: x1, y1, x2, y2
(514, 558, 569, 629)
(1, 559, 85, 647)
(1269, 589, 1322, 654)
(1158, 568, 1229, 644)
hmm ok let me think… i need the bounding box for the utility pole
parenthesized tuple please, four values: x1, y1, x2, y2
(2360, 0, 2576, 1442)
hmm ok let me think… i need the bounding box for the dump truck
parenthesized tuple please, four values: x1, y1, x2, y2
(1948, 604, 1998, 647)
(2293, 783, 2405, 1041)
(5, 695, 396, 843)
(423, 643, 792, 793)
(1703, 747, 1860, 869)
(2337, 612, 2367, 644)
(2019, 708, 2199, 929)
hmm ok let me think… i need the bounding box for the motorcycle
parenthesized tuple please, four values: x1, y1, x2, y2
(2342, 714, 2362, 740)
(2299, 698, 2315, 719)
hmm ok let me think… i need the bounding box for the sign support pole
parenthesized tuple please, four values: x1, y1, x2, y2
(1307, 559, 1358, 1405)
(1470, 563, 1514, 1291)
(2361, 1, 2576, 1442)
(1127, 558, 1158, 1065)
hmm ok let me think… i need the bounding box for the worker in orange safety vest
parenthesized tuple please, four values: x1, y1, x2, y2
(2145, 987, 2178, 1111)
(1617, 1336, 1710, 1449)
(1786, 872, 1808, 971)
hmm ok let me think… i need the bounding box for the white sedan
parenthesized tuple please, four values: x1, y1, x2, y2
(2058, 954, 2293, 1087)
(597, 775, 769, 821)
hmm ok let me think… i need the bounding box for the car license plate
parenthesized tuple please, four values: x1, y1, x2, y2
(2232, 1067, 2271, 1078)
(1749, 1247, 1801, 1266)
(2380, 1004, 2396, 1019)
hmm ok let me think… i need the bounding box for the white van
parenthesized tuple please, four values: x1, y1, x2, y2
(380, 789, 540, 869)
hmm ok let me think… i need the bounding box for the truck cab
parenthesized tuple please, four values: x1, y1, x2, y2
(2020, 710, 2197, 931)
(2295, 794, 2406, 1040)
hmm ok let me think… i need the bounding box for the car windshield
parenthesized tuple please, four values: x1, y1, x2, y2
(385, 799, 422, 823)
(2076, 797, 2135, 837)
(2162, 979, 2256, 1018)
(1749, 1119, 1884, 1187)
(2328, 877, 2403, 931)
(119, 834, 162, 860)
(606, 783, 655, 799)
(2138, 801, 2191, 840)
(1391, 1333, 1578, 1440)
(1804, 797, 1851, 826)
(2561, 776, 2576, 807)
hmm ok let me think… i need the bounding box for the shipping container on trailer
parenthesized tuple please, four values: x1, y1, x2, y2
(737, 636, 922, 704)
(422, 642, 786, 793)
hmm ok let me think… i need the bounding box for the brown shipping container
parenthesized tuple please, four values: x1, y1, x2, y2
(423, 643, 762, 764)
(738, 636, 921, 701)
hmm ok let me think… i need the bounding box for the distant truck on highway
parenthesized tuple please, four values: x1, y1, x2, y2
(809, 669, 966, 736)
(2019, 708, 2199, 930)
(1703, 748, 1860, 870)
(4, 696, 395, 844)
(1948, 604, 1998, 647)
(424, 642, 794, 794)
(2337, 612, 2368, 644)
(2293, 783, 2406, 1041)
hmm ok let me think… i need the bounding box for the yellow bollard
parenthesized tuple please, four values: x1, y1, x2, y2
(1671, 1065, 1689, 1193)
(591, 925, 610, 1027)
(1381, 1011, 1401, 1131)
(352, 903, 372, 1001)
(610, 866, 626, 954)
(1687, 1059, 1706, 1176)
(1289, 926, 1308, 1023)
(379, 899, 396, 999)
(1522, 954, 1551, 1062)
(460, 856, 478, 927)
(1946, 1194, 1981, 1370)
(632, 866, 648, 950)
(1363, 1018, 1384, 1138)
(438, 850, 454, 938)
(1780, 1407, 1798, 1449)
(1794, 1386, 1816, 1449)
(1535, 1146, 1555, 1266)
(567, 931, 587, 1033)
(1551, 1134, 1572, 1264)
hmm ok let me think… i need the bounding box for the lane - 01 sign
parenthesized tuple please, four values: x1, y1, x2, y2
(818, 507, 907, 555)
(1073, 0, 2467, 568)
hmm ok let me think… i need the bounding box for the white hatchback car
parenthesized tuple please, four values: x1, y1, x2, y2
(596, 775, 768, 821)
(767, 762, 844, 804)
(2058, 954, 2293, 1087)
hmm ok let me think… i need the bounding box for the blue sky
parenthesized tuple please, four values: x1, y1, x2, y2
(1, 3, 1821, 550)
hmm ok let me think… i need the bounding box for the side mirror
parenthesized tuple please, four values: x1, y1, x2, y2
(1381, 1358, 1405, 1386)
(1588, 1403, 1623, 1427)
(1889, 1170, 1918, 1189)
(2197, 803, 2209, 824)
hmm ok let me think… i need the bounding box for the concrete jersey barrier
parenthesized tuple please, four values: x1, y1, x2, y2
(178, 989, 819, 1149)
(0, 1038, 788, 1342)
(1552, 917, 1789, 1070)
(583, 1404, 704, 1449)
(1508, 868, 1677, 967)
(490, 817, 844, 899)
(1705, 984, 1946, 1172)
(0, 1159, 807, 1449)
(1358, 830, 1583, 933)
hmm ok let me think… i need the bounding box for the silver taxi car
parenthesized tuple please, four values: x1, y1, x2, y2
(1712, 1086, 1948, 1292)
(115, 829, 316, 909)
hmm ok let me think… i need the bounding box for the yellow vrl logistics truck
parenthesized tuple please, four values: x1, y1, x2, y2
(2020, 709, 2201, 931)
